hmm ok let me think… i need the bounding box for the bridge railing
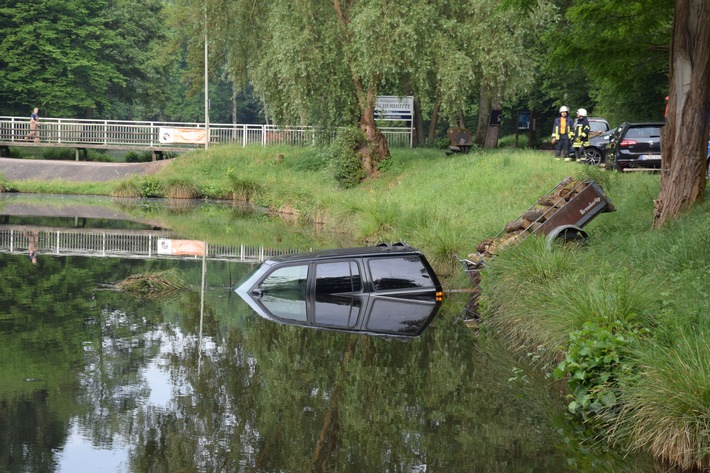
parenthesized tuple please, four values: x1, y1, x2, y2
(0, 116, 411, 149)
(0, 228, 305, 262)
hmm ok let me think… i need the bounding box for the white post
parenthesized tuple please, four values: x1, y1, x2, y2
(204, 2, 210, 151)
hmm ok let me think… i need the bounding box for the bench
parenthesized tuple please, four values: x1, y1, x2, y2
(445, 129, 474, 156)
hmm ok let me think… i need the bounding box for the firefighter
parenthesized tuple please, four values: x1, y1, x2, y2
(551, 106, 572, 159)
(568, 108, 590, 162)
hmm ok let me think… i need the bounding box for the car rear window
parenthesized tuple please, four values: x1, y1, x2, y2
(625, 126, 661, 139)
(368, 256, 435, 291)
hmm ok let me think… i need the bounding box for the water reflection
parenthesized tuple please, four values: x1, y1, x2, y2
(0, 195, 656, 472)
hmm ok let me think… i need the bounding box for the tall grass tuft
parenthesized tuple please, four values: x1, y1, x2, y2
(111, 179, 142, 198)
(613, 331, 710, 472)
(165, 178, 199, 199)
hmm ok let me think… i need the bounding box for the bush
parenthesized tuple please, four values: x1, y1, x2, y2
(124, 151, 152, 163)
(328, 126, 367, 189)
(41, 147, 112, 162)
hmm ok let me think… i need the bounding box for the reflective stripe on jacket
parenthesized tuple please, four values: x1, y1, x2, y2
(551, 116, 571, 140)
(571, 118, 590, 147)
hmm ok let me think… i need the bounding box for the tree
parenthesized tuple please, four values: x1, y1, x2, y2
(542, 0, 673, 126)
(0, 0, 168, 118)
(652, 0, 709, 228)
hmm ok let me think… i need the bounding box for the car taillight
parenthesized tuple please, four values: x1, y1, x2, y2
(619, 139, 636, 147)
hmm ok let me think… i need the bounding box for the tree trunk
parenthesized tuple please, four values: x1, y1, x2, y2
(653, 0, 710, 228)
(428, 90, 441, 146)
(359, 88, 390, 176)
(475, 87, 491, 146)
(484, 96, 502, 148)
(413, 97, 424, 147)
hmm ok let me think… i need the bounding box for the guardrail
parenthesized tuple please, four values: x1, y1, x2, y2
(0, 228, 305, 262)
(0, 116, 412, 149)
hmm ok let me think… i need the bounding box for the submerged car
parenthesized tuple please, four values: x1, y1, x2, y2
(235, 243, 443, 338)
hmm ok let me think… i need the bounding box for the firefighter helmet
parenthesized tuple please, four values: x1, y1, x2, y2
(577, 108, 588, 117)
(559, 106, 569, 113)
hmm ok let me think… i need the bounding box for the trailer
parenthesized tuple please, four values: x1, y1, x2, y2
(457, 177, 615, 285)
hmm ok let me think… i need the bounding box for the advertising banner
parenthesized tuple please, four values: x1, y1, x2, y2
(157, 239, 205, 256)
(159, 127, 207, 144)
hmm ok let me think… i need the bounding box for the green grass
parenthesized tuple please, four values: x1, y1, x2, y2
(4, 144, 709, 470)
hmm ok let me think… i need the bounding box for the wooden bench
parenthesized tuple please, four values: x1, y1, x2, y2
(445, 129, 474, 155)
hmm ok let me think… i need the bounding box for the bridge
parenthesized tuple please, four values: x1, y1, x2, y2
(0, 116, 413, 160)
(0, 226, 305, 263)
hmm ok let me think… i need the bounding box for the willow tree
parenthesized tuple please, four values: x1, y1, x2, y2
(653, 0, 710, 228)
(433, 0, 553, 147)
(192, 1, 434, 175)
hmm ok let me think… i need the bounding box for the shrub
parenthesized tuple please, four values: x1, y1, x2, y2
(125, 151, 152, 163)
(328, 126, 367, 189)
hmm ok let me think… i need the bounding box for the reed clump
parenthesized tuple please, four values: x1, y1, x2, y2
(116, 268, 188, 300)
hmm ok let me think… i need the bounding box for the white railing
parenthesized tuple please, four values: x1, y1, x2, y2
(0, 228, 305, 262)
(0, 116, 412, 149)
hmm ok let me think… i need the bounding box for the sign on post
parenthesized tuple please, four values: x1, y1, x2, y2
(374, 96, 414, 121)
(374, 96, 414, 147)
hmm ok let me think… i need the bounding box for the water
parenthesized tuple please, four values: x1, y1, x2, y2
(0, 195, 656, 472)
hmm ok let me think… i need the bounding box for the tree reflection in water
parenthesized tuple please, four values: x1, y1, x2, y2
(0, 255, 655, 473)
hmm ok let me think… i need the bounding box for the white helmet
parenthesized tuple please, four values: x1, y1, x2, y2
(577, 108, 588, 117)
(559, 106, 569, 113)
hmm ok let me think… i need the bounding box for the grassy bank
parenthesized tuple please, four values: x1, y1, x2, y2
(3, 145, 709, 470)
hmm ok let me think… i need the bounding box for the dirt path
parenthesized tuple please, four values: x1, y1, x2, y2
(0, 157, 171, 182)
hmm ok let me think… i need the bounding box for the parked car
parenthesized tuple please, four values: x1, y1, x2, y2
(588, 117, 611, 137)
(578, 128, 619, 165)
(235, 243, 443, 338)
(566, 117, 612, 164)
(610, 122, 664, 171)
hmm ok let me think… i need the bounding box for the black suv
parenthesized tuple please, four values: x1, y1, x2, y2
(235, 243, 443, 338)
(611, 122, 664, 171)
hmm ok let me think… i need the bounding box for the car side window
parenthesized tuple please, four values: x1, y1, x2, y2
(368, 256, 435, 291)
(315, 261, 361, 294)
(259, 265, 308, 298)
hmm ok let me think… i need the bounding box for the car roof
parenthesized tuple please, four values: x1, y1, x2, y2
(621, 121, 665, 127)
(264, 243, 421, 264)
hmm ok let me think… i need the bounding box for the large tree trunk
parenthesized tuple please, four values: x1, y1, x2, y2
(484, 96, 502, 148)
(428, 90, 441, 146)
(359, 88, 390, 176)
(475, 87, 491, 146)
(413, 97, 424, 147)
(653, 0, 709, 228)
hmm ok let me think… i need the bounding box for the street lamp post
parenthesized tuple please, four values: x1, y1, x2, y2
(204, 3, 209, 150)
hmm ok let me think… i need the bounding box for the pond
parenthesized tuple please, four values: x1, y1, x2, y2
(0, 194, 655, 472)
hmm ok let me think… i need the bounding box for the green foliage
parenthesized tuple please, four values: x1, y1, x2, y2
(40, 147, 111, 162)
(124, 151, 152, 163)
(111, 176, 163, 198)
(226, 168, 262, 203)
(0, 173, 16, 192)
(139, 176, 164, 198)
(328, 127, 367, 189)
(553, 319, 642, 419)
(615, 331, 710, 471)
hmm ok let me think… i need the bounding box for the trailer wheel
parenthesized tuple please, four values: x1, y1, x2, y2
(545, 225, 588, 249)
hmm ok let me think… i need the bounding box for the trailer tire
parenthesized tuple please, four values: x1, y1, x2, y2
(545, 225, 588, 249)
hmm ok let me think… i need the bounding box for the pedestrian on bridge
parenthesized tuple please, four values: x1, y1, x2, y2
(25, 107, 40, 143)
